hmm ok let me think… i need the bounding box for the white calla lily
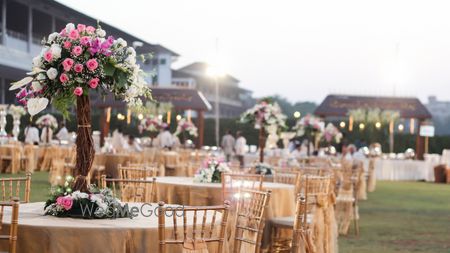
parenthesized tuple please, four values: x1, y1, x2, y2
(9, 77, 33, 90)
(27, 98, 49, 116)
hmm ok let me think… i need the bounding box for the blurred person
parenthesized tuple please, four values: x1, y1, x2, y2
(221, 130, 235, 162)
(344, 144, 357, 160)
(291, 142, 307, 158)
(128, 135, 142, 152)
(112, 127, 127, 152)
(56, 122, 70, 142)
(235, 131, 247, 167)
(40, 124, 53, 144)
(159, 126, 173, 149)
(24, 122, 39, 145)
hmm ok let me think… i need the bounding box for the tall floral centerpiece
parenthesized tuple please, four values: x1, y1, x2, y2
(293, 114, 324, 155)
(240, 97, 287, 162)
(174, 118, 198, 144)
(10, 23, 151, 192)
(138, 116, 162, 134)
(36, 113, 58, 144)
(193, 158, 231, 183)
(7, 105, 26, 140)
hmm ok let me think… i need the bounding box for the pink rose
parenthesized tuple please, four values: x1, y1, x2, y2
(80, 36, 91, 46)
(44, 50, 53, 62)
(86, 59, 98, 71)
(77, 24, 86, 33)
(74, 63, 84, 73)
(88, 78, 99, 89)
(62, 58, 74, 72)
(69, 29, 79, 40)
(56, 196, 73, 211)
(63, 41, 72, 49)
(86, 26, 96, 34)
(72, 46, 83, 56)
(59, 73, 69, 83)
(60, 28, 67, 36)
(73, 86, 83, 96)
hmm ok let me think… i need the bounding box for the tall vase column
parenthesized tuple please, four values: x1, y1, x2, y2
(259, 127, 266, 163)
(12, 115, 21, 140)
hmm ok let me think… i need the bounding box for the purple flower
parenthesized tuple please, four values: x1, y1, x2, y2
(107, 36, 115, 44)
(16, 88, 28, 99)
(89, 38, 102, 55)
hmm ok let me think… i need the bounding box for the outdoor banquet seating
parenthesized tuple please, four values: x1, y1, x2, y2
(232, 188, 271, 253)
(0, 198, 20, 253)
(157, 201, 231, 253)
(221, 173, 264, 204)
(0, 174, 31, 203)
(118, 164, 158, 179)
(100, 175, 157, 203)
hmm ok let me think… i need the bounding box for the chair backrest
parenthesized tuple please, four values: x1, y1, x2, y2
(0, 173, 31, 203)
(232, 188, 271, 253)
(221, 173, 263, 203)
(273, 172, 301, 196)
(0, 198, 20, 253)
(299, 174, 332, 198)
(100, 175, 156, 203)
(119, 164, 157, 179)
(158, 201, 230, 253)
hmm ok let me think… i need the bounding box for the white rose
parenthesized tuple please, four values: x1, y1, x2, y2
(115, 38, 127, 47)
(50, 44, 62, 59)
(39, 46, 50, 57)
(126, 47, 136, 56)
(48, 32, 59, 43)
(46, 68, 58, 80)
(31, 81, 43, 92)
(65, 23, 75, 33)
(96, 28, 106, 37)
(32, 56, 43, 67)
(125, 55, 136, 65)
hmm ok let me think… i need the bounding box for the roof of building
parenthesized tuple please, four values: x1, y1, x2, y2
(93, 87, 211, 111)
(48, 0, 178, 56)
(315, 94, 432, 119)
(177, 62, 240, 82)
(171, 69, 196, 79)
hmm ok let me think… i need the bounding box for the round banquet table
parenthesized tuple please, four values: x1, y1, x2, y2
(0, 202, 224, 253)
(154, 176, 296, 219)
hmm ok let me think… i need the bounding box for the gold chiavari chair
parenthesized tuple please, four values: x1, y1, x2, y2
(335, 160, 360, 236)
(0, 173, 31, 203)
(100, 175, 156, 203)
(119, 164, 157, 180)
(274, 171, 301, 196)
(291, 192, 316, 253)
(0, 198, 20, 253)
(221, 173, 263, 203)
(158, 201, 230, 253)
(269, 174, 331, 253)
(232, 188, 271, 253)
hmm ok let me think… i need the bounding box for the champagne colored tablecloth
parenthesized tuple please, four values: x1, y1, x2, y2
(154, 176, 296, 219)
(0, 202, 224, 253)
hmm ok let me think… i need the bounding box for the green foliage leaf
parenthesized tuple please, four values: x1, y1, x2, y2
(104, 62, 116, 77)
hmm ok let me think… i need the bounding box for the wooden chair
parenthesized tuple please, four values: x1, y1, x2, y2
(291, 192, 315, 253)
(221, 173, 263, 203)
(100, 175, 156, 203)
(232, 188, 271, 253)
(0, 173, 31, 203)
(158, 201, 230, 253)
(118, 164, 157, 180)
(0, 198, 20, 253)
(274, 171, 301, 197)
(270, 175, 331, 252)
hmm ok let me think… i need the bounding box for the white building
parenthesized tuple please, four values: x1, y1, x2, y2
(0, 0, 178, 104)
(172, 62, 254, 118)
(426, 96, 450, 135)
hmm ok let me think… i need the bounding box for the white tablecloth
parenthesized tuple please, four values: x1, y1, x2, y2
(372, 159, 437, 181)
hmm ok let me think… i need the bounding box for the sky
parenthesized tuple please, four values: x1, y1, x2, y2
(57, 0, 450, 103)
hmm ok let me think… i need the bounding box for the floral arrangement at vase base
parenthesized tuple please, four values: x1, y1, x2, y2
(253, 163, 274, 175)
(44, 176, 129, 219)
(193, 158, 230, 183)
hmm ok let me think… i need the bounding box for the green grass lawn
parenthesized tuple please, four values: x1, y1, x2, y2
(340, 181, 450, 253)
(0, 173, 449, 252)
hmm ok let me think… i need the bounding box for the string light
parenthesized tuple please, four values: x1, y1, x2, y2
(293, 111, 301, 118)
(375, 122, 382, 129)
(339, 121, 346, 128)
(359, 123, 365, 130)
